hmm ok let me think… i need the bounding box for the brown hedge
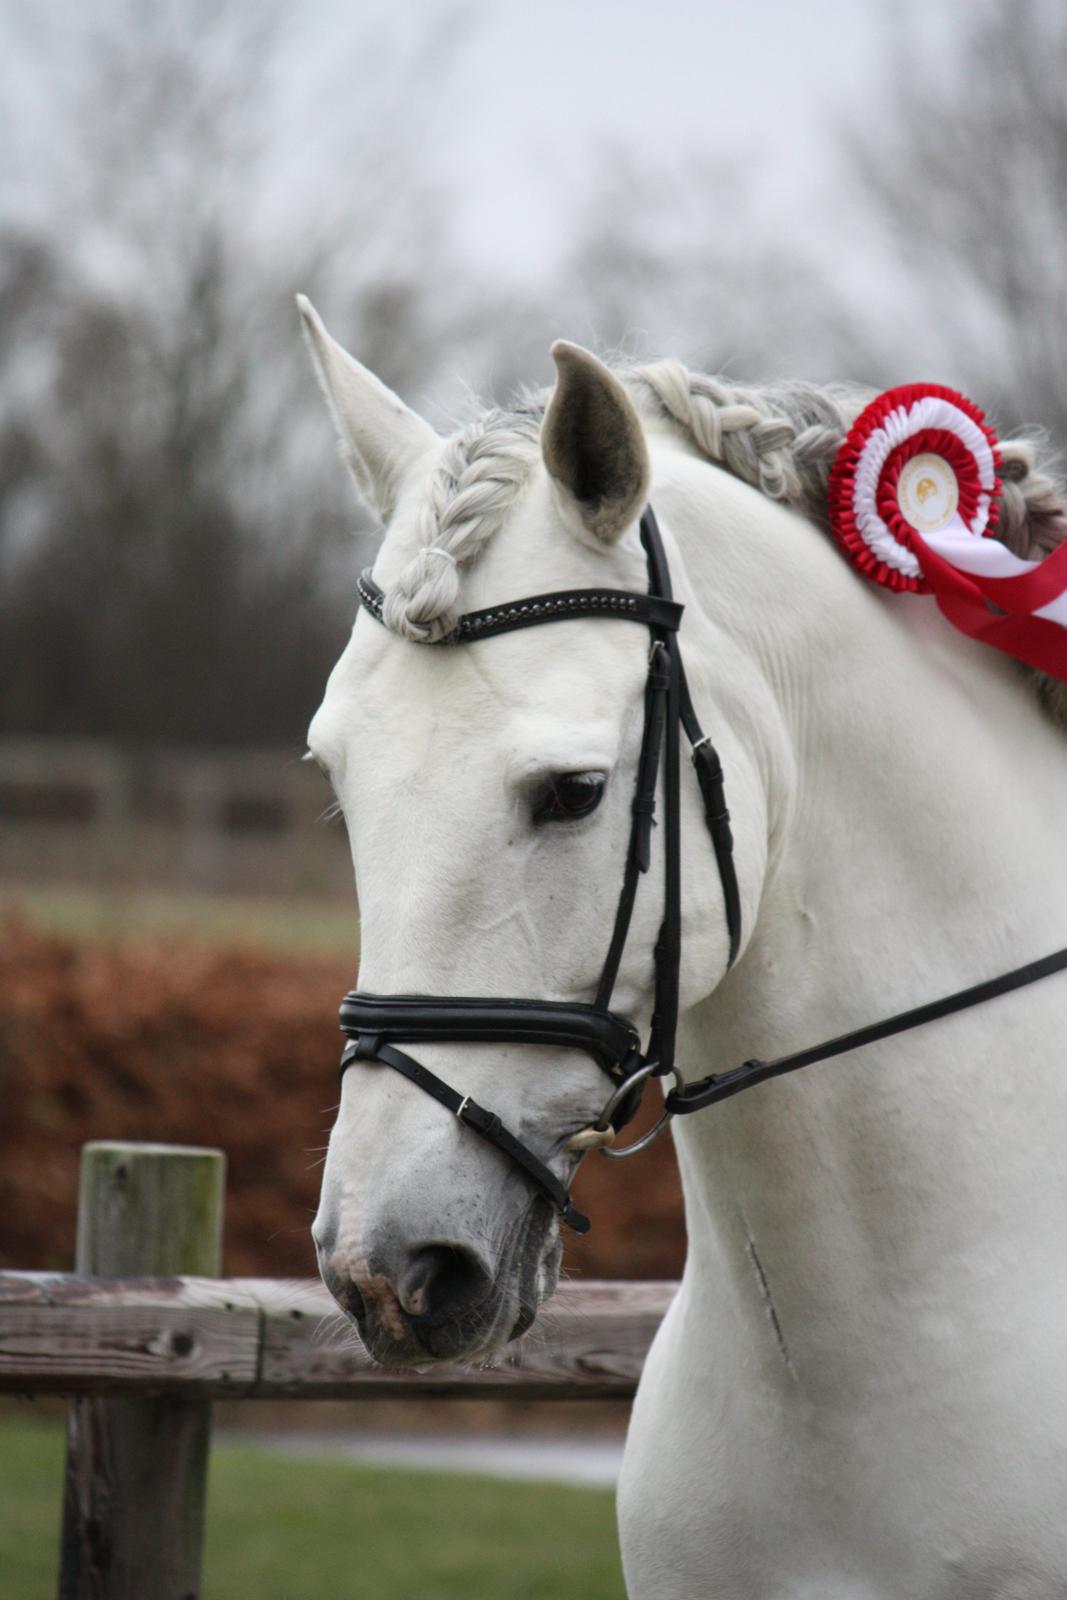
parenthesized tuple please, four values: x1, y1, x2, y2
(0, 919, 684, 1281)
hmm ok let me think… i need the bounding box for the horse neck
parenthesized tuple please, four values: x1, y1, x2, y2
(655, 445, 1067, 1282)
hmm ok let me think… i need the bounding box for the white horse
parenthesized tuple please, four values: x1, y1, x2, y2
(300, 297, 1067, 1599)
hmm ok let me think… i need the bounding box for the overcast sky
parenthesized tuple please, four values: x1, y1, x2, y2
(307, 0, 954, 280)
(6, 0, 958, 289)
(449, 0, 904, 271)
(1, 0, 974, 390)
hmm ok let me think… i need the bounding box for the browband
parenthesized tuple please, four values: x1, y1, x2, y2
(356, 572, 684, 642)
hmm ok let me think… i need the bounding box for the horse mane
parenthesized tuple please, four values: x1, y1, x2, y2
(380, 362, 1067, 730)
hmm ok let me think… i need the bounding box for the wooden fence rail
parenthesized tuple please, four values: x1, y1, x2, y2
(1, 1140, 676, 1599)
(0, 1271, 675, 1401)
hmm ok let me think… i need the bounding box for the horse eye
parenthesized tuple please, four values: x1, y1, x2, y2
(533, 771, 606, 824)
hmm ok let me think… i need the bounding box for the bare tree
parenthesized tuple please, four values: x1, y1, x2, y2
(0, 0, 469, 746)
(842, 0, 1067, 440)
(536, 148, 843, 385)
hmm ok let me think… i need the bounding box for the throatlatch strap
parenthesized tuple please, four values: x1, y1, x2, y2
(341, 1037, 590, 1232)
(668, 944, 1067, 1115)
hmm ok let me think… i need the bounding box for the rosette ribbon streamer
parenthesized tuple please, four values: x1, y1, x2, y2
(828, 384, 1067, 680)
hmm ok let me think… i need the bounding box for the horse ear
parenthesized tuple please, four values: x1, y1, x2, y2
(542, 342, 650, 544)
(297, 295, 438, 521)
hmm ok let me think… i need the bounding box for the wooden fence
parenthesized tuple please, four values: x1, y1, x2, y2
(0, 735, 351, 897)
(0, 1141, 676, 1598)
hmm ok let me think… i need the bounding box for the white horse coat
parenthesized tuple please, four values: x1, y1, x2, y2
(301, 303, 1067, 1598)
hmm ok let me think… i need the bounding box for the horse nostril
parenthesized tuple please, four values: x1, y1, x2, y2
(396, 1245, 491, 1321)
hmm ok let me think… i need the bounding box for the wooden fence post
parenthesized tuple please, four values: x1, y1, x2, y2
(58, 1141, 225, 1600)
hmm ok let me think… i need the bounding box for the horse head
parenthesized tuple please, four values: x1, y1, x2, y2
(299, 299, 751, 1366)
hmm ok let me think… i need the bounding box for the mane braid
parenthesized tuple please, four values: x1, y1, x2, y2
(381, 361, 1067, 727)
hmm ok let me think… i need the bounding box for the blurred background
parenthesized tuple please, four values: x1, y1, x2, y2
(2, 0, 1065, 1591)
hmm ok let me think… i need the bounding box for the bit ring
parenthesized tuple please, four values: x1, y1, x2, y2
(593, 1060, 685, 1160)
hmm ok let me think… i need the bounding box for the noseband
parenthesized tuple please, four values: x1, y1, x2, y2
(339, 508, 741, 1233)
(339, 507, 1067, 1234)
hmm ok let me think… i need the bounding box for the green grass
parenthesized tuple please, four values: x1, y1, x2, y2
(0, 1414, 626, 1600)
(0, 884, 359, 956)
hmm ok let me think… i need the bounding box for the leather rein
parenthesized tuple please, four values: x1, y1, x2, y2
(339, 507, 1067, 1234)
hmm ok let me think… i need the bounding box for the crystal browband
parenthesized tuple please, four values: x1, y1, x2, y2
(355, 571, 683, 644)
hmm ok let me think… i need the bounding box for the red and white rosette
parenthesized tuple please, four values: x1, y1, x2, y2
(828, 383, 1067, 680)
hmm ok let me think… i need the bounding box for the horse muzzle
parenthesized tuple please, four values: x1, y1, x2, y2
(316, 1199, 558, 1367)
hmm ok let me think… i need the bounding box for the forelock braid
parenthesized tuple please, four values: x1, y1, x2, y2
(382, 411, 541, 642)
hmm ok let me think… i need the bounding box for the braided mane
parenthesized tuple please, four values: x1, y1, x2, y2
(381, 363, 1067, 728)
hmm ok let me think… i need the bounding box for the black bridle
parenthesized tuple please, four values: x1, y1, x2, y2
(340, 508, 739, 1232)
(339, 507, 1067, 1234)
